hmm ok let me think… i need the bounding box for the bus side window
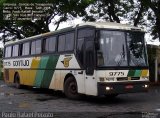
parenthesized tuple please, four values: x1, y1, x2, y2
(31, 41, 36, 55)
(35, 40, 41, 54)
(65, 32, 74, 51)
(77, 28, 94, 67)
(31, 39, 41, 55)
(12, 44, 19, 57)
(22, 42, 30, 56)
(58, 35, 65, 52)
(45, 36, 56, 52)
(5, 46, 12, 58)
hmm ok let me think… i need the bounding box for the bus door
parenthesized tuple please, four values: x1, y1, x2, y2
(84, 38, 97, 95)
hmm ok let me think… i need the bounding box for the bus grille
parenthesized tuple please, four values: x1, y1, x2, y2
(131, 77, 140, 80)
(117, 77, 128, 81)
(117, 77, 140, 81)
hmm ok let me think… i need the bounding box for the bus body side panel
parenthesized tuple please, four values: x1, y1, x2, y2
(4, 54, 87, 94)
(84, 70, 98, 96)
(49, 54, 86, 94)
(33, 55, 59, 88)
(28, 57, 41, 86)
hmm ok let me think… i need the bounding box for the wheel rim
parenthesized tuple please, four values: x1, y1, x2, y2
(69, 81, 77, 94)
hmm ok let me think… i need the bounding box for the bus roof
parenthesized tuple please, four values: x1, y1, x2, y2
(78, 22, 144, 31)
(5, 22, 144, 46)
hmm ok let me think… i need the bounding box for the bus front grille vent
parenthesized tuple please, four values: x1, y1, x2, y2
(117, 77, 128, 81)
(131, 77, 140, 80)
(117, 77, 140, 81)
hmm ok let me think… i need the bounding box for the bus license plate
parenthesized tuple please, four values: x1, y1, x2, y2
(125, 85, 133, 89)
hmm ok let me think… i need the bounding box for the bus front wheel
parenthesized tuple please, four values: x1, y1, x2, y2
(14, 74, 21, 89)
(64, 76, 79, 99)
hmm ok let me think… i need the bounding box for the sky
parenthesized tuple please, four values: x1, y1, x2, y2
(49, 17, 160, 46)
(0, 17, 83, 48)
(0, 17, 159, 48)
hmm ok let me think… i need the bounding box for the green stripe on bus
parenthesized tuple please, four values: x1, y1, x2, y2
(134, 70, 141, 77)
(34, 55, 59, 88)
(40, 55, 59, 88)
(127, 70, 135, 77)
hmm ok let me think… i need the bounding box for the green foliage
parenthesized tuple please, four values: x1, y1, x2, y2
(0, 0, 160, 41)
(0, 0, 94, 42)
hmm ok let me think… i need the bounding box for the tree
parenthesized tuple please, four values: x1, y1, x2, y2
(83, 0, 160, 41)
(146, 0, 160, 40)
(0, 0, 94, 43)
(83, 0, 148, 26)
(0, 0, 160, 42)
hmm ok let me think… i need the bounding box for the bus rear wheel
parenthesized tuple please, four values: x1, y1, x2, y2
(14, 74, 21, 89)
(64, 76, 79, 99)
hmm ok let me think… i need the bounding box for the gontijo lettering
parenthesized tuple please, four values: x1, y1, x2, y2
(13, 60, 29, 66)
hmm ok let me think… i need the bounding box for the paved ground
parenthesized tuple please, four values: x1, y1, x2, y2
(0, 80, 160, 118)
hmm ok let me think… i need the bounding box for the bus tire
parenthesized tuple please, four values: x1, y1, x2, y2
(64, 76, 79, 99)
(14, 73, 21, 89)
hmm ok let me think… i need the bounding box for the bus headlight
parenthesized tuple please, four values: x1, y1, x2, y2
(106, 86, 113, 91)
(143, 84, 149, 88)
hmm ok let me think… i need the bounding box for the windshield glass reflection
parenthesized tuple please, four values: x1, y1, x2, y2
(127, 32, 147, 66)
(97, 30, 148, 67)
(97, 31, 128, 67)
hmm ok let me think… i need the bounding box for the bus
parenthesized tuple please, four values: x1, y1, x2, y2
(3, 22, 149, 99)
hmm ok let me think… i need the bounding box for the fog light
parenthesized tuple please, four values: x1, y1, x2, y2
(144, 84, 149, 88)
(143, 84, 149, 88)
(106, 87, 112, 91)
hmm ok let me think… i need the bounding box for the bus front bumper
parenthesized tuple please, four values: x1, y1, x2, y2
(97, 81, 149, 96)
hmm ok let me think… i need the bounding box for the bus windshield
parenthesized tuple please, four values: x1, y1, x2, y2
(97, 30, 148, 67)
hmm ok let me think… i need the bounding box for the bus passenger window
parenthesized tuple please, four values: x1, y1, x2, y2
(12, 44, 19, 57)
(35, 40, 41, 54)
(65, 33, 74, 51)
(31, 40, 41, 55)
(5, 46, 12, 58)
(58, 35, 65, 52)
(45, 36, 56, 52)
(22, 42, 30, 56)
(31, 41, 36, 55)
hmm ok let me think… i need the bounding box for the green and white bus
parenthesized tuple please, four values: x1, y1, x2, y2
(3, 22, 149, 99)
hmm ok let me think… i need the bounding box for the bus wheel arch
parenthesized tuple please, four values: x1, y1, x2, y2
(14, 72, 21, 89)
(64, 74, 79, 99)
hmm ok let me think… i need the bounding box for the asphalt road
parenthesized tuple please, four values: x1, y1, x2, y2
(0, 80, 160, 118)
